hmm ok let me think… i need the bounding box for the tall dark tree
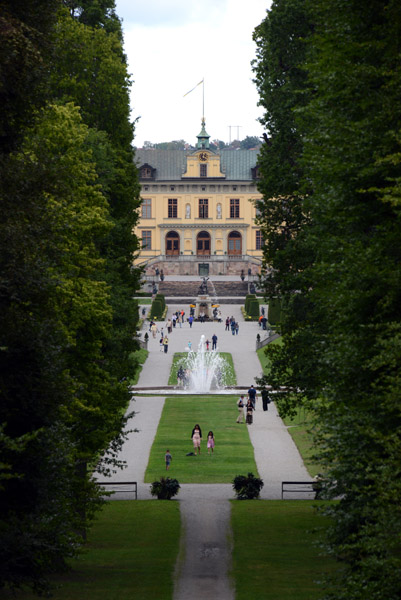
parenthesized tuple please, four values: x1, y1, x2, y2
(0, 0, 142, 593)
(254, 0, 401, 597)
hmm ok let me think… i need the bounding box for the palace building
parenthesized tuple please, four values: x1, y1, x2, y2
(134, 120, 263, 277)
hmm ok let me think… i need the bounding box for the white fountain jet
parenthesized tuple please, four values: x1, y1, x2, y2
(182, 334, 229, 393)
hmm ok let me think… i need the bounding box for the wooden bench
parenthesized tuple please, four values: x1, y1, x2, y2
(281, 481, 316, 499)
(97, 481, 138, 500)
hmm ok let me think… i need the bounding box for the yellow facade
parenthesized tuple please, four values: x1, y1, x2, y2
(134, 124, 263, 276)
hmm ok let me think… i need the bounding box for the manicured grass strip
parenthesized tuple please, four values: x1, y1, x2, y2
(257, 336, 282, 375)
(283, 409, 321, 477)
(168, 352, 236, 386)
(12, 501, 180, 600)
(231, 500, 338, 600)
(144, 395, 258, 483)
(129, 348, 149, 385)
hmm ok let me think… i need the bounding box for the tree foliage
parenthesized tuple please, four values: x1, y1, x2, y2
(0, 0, 141, 593)
(254, 0, 401, 598)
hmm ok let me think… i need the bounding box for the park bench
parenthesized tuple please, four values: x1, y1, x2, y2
(281, 480, 317, 499)
(97, 481, 138, 500)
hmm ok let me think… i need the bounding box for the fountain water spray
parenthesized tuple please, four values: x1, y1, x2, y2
(179, 335, 230, 393)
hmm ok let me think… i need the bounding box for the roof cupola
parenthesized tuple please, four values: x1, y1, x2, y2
(196, 118, 210, 149)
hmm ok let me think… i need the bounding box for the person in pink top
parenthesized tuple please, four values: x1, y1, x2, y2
(207, 431, 215, 454)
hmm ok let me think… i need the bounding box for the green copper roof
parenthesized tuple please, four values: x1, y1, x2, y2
(135, 149, 259, 181)
(196, 118, 210, 149)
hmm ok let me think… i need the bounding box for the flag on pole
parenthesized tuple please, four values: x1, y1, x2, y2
(183, 79, 204, 97)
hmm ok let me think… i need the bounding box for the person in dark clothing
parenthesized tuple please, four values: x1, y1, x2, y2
(261, 389, 271, 411)
(212, 334, 218, 350)
(248, 385, 257, 409)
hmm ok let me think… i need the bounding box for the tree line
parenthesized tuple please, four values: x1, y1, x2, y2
(0, 0, 141, 593)
(254, 1, 401, 598)
(141, 135, 262, 150)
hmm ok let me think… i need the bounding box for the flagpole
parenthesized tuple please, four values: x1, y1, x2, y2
(202, 78, 205, 121)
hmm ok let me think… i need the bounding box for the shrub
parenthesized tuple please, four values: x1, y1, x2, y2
(150, 477, 180, 500)
(154, 293, 165, 310)
(150, 299, 163, 319)
(245, 294, 256, 313)
(232, 473, 264, 500)
(247, 298, 260, 318)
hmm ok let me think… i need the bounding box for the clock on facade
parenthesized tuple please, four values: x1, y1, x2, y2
(199, 152, 208, 162)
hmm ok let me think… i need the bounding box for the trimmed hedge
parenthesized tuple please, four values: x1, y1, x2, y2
(245, 294, 256, 314)
(154, 293, 166, 310)
(247, 298, 260, 318)
(150, 299, 163, 319)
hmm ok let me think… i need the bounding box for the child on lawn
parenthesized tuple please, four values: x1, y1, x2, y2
(207, 431, 215, 454)
(165, 449, 172, 470)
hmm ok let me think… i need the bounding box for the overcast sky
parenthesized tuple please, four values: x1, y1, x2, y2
(114, 0, 271, 147)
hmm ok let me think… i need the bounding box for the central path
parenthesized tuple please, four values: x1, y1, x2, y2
(111, 302, 311, 599)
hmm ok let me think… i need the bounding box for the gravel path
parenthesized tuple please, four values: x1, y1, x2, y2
(106, 303, 311, 598)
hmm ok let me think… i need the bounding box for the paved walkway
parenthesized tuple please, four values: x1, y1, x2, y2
(137, 302, 266, 388)
(105, 303, 311, 600)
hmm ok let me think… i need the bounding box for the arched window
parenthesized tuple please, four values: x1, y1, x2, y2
(228, 231, 242, 255)
(165, 231, 180, 255)
(196, 231, 211, 256)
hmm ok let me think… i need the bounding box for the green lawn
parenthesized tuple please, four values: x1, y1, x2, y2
(129, 348, 149, 385)
(11, 501, 180, 600)
(257, 335, 282, 375)
(282, 408, 321, 477)
(144, 395, 258, 483)
(167, 352, 236, 386)
(231, 500, 338, 600)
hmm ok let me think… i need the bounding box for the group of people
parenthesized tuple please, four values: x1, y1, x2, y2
(225, 316, 239, 335)
(236, 385, 270, 424)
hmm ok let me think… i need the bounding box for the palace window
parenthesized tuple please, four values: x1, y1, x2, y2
(141, 198, 151, 219)
(199, 198, 209, 219)
(200, 164, 207, 177)
(142, 230, 152, 249)
(168, 198, 178, 218)
(230, 198, 240, 218)
(256, 230, 263, 250)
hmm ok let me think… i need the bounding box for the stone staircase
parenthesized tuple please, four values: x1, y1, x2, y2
(158, 280, 249, 299)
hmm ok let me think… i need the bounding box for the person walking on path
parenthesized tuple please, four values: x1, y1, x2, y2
(163, 336, 169, 353)
(189, 315, 194, 328)
(235, 322, 239, 335)
(159, 334, 164, 351)
(207, 431, 215, 454)
(246, 398, 254, 424)
(167, 319, 172, 334)
(225, 317, 230, 331)
(236, 395, 245, 423)
(261, 389, 271, 411)
(191, 424, 202, 455)
(151, 322, 158, 338)
(165, 449, 172, 470)
(248, 385, 257, 409)
(206, 339, 210, 350)
(212, 334, 218, 350)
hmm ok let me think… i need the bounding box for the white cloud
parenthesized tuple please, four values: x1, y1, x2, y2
(115, 0, 271, 146)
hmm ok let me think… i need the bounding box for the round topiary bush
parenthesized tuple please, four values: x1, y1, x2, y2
(150, 477, 180, 500)
(232, 473, 264, 500)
